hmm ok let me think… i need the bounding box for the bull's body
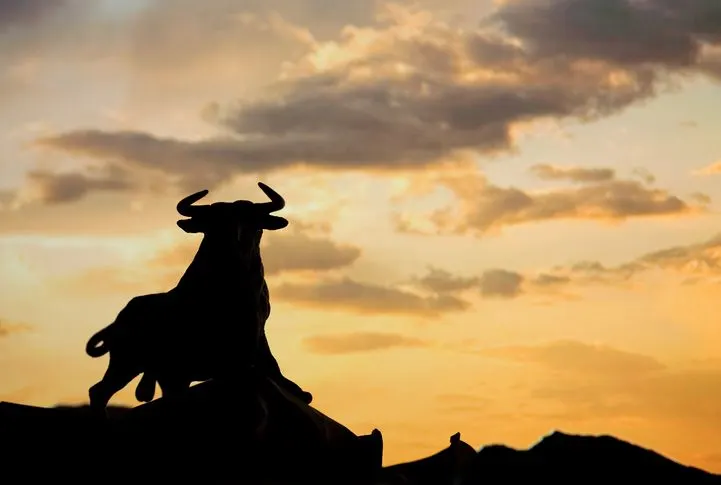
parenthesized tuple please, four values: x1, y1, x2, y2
(86, 183, 311, 412)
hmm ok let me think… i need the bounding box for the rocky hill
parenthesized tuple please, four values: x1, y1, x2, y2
(1, 377, 719, 484)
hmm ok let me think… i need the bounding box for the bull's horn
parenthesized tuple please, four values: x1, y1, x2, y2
(255, 182, 285, 212)
(177, 189, 209, 216)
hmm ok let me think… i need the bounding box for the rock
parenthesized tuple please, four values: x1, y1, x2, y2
(380, 432, 477, 484)
(1, 375, 383, 484)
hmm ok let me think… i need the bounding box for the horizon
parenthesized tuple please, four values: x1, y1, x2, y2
(1, 0, 721, 472)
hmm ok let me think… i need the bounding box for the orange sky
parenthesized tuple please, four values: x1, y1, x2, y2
(1, 0, 721, 472)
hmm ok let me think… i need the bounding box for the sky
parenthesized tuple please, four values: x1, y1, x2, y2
(1, 0, 721, 472)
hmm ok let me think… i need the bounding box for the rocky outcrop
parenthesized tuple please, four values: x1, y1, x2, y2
(3, 382, 720, 484)
(1, 375, 382, 483)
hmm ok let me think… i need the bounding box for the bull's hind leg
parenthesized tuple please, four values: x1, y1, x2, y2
(135, 372, 157, 403)
(89, 353, 141, 417)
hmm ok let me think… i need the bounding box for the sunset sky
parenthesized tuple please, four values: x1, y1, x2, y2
(2, 0, 721, 471)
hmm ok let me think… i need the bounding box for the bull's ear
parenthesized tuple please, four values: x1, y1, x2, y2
(261, 215, 289, 230)
(176, 218, 204, 233)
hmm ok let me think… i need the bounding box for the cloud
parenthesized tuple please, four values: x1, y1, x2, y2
(0, 0, 373, 86)
(0, 319, 32, 337)
(490, 0, 708, 68)
(28, 0, 721, 199)
(303, 331, 429, 354)
(480, 339, 721, 432)
(414, 266, 479, 293)
(530, 164, 615, 183)
(0, 0, 70, 30)
(633, 234, 721, 275)
(149, 226, 362, 275)
(7, 165, 135, 207)
(272, 277, 470, 317)
(400, 231, 721, 304)
(692, 160, 721, 175)
(631, 167, 656, 185)
(479, 269, 524, 298)
(547, 232, 721, 287)
(261, 228, 362, 275)
(406, 265, 577, 303)
(55, 225, 363, 296)
(394, 167, 705, 236)
(481, 340, 667, 377)
(524, 231, 721, 292)
(531, 273, 571, 287)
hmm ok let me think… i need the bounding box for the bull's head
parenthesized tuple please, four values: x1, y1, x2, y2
(175, 182, 289, 237)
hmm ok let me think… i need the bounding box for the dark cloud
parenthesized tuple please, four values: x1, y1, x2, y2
(0, 0, 69, 30)
(635, 234, 721, 274)
(414, 266, 479, 293)
(30, 0, 721, 198)
(303, 331, 429, 355)
(531, 273, 571, 287)
(407, 266, 574, 302)
(691, 192, 713, 205)
(479, 269, 524, 298)
(34, 131, 252, 193)
(491, 0, 705, 68)
(631, 167, 656, 184)
(530, 164, 615, 183)
(262, 228, 361, 275)
(272, 277, 470, 317)
(400, 231, 721, 304)
(21, 165, 134, 204)
(395, 170, 703, 236)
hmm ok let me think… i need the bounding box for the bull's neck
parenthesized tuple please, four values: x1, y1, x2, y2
(173, 231, 264, 293)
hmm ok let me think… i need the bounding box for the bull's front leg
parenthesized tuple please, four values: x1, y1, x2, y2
(256, 331, 313, 405)
(254, 279, 313, 404)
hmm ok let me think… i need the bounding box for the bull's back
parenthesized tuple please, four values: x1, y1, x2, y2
(109, 292, 174, 349)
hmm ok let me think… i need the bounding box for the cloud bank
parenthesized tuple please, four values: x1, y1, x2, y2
(18, 0, 721, 200)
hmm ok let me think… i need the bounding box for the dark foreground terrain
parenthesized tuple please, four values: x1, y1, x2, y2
(2, 377, 719, 484)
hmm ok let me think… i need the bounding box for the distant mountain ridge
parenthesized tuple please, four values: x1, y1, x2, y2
(460, 430, 721, 484)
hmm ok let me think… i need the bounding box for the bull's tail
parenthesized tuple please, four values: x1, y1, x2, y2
(86, 325, 113, 357)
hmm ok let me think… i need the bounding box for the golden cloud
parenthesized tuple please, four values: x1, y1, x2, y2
(303, 331, 429, 354)
(479, 340, 721, 433)
(54, 224, 363, 297)
(392, 166, 707, 236)
(0, 319, 32, 338)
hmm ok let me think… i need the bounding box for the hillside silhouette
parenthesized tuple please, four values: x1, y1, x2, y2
(2, 384, 720, 483)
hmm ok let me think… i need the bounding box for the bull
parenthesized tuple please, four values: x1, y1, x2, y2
(85, 182, 312, 414)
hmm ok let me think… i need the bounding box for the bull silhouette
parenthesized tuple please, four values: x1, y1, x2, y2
(85, 182, 312, 414)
